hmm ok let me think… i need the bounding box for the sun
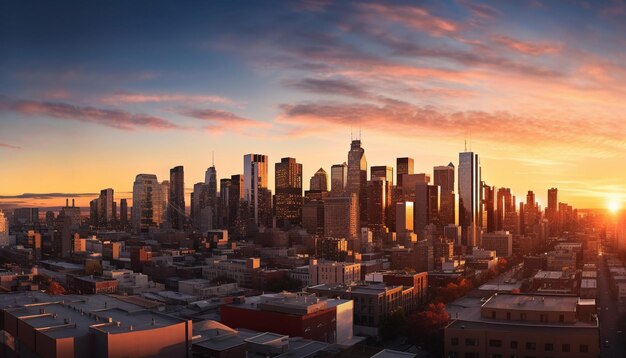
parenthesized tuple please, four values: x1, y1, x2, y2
(607, 199, 621, 214)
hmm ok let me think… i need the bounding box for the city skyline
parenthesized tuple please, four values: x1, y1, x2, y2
(2, 0, 626, 211)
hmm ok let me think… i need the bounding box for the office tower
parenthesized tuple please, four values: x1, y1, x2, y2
(45, 211, 55, 226)
(414, 183, 440, 236)
(400, 173, 430, 200)
(244, 154, 270, 227)
(525, 190, 539, 235)
(324, 193, 358, 240)
(132, 174, 166, 232)
(219, 178, 231, 228)
(119, 199, 128, 226)
(366, 178, 390, 231)
(458, 151, 481, 247)
(482, 183, 496, 233)
(396, 201, 414, 234)
(228, 174, 248, 238)
(168, 166, 185, 230)
(547, 187, 558, 235)
(56, 199, 81, 258)
(496, 188, 512, 230)
(347, 140, 367, 225)
(98, 188, 114, 225)
(205, 165, 218, 226)
(396, 157, 414, 188)
(371, 165, 393, 184)
(434, 163, 456, 226)
(331, 162, 348, 192)
(192, 182, 212, 231)
(0, 210, 8, 246)
(302, 200, 324, 236)
(89, 198, 100, 226)
(275, 157, 303, 227)
(13, 208, 39, 226)
(309, 168, 328, 192)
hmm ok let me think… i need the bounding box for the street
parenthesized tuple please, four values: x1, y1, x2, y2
(598, 256, 625, 358)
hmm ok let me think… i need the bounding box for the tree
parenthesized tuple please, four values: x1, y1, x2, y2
(380, 308, 407, 340)
(497, 258, 509, 273)
(47, 281, 66, 295)
(407, 303, 450, 354)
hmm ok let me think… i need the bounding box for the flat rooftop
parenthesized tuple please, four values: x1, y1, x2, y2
(533, 271, 565, 280)
(483, 294, 578, 312)
(371, 349, 416, 358)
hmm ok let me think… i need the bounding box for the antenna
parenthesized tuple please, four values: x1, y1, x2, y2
(350, 127, 353, 141)
(212, 151, 215, 167)
(359, 128, 361, 141)
(464, 138, 467, 152)
(470, 130, 472, 151)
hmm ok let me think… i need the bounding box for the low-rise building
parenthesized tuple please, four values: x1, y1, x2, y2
(309, 260, 361, 286)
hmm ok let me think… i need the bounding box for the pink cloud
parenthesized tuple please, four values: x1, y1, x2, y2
(359, 3, 459, 36)
(0, 143, 21, 150)
(0, 96, 180, 131)
(103, 91, 235, 105)
(177, 107, 269, 132)
(492, 35, 562, 56)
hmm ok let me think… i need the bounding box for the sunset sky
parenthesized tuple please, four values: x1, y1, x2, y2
(1, 0, 626, 211)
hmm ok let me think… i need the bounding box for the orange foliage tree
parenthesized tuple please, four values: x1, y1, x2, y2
(407, 303, 451, 352)
(47, 281, 66, 295)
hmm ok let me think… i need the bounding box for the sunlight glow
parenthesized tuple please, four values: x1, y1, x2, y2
(607, 199, 621, 214)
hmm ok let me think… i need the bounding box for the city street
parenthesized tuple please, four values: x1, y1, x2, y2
(598, 256, 625, 358)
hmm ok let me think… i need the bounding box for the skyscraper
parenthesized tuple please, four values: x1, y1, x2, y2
(0, 210, 8, 247)
(219, 178, 231, 228)
(98, 188, 115, 225)
(547, 187, 558, 235)
(347, 140, 367, 224)
(434, 163, 456, 226)
(331, 162, 348, 192)
(168, 166, 185, 230)
(396, 157, 414, 188)
(244, 154, 270, 227)
(458, 151, 481, 247)
(205, 165, 218, 226)
(119, 198, 128, 226)
(132, 174, 166, 232)
(324, 193, 358, 240)
(482, 183, 496, 233)
(371, 165, 393, 184)
(414, 183, 440, 236)
(275, 157, 303, 227)
(228, 174, 248, 238)
(309, 168, 328, 192)
(366, 178, 389, 230)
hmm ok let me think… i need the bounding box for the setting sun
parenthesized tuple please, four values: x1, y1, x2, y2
(607, 199, 621, 214)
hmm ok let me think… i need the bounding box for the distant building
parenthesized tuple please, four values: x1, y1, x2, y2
(434, 163, 456, 226)
(481, 231, 513, 257)
(309, 167, 328, 192)
(275, 157, 303, 227)
(0, 210, 9, 246)
(331, 162, 348, 192)
(309, 260, 361, 285)
(347, 139, 367, 225)
(458, 151, 481, 247)
(168, 166, 186, 230)
(324, 193, 358, 240)
(396, 157, 414, 188)
(132, 174, 167, 232)
(244, 154, 272, 227)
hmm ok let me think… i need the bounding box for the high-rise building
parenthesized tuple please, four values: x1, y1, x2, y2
(98, 188, 115, 226)
(0, 210, 8, 247)
(309, 168, 328, 192)
(205, 165, 218, 226)
(547, 187, 558, 235)
(366, 178, 390, 231)
(525, 190, 539, 235)
(458, 151, 481, 247)
(244, 154, 270, 227)
(324, 193, 358, 240)
(132, 174, 166, 232)
(396, 201, 414, 234)
(228, 174, 248, 238)
(191, 182, 212, 231)
(434, 163, 456, 226)
(400, 173, 430, 201)
(168, 166, 185, 230)
(331, 162, 348, 192)
(482, 183, 496, 233)
(414, 183, 440, 235)
(56, 199, 81, 258)
(275, 157, 303, 227)
(371, 166, 393, 184)
(396, 157, 414, 188)
(13, 208, 39, 226)
(119, 198, 128, 226)
(347, 140, 367, 225)
(219, 178, 231, 228)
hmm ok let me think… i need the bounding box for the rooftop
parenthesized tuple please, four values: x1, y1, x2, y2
(371, 349, 417, 358)
(483, 293, 578, 312)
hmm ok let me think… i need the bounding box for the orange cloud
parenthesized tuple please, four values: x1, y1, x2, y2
(359, 3, 458, 35)
(102, 91, 235, 105)
(177, 107, 269, 132)
(0, 143, 21, 150)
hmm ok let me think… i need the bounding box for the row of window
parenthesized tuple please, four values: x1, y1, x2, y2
(452, 338, 588, 353)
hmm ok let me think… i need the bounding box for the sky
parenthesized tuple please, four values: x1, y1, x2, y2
(1, 0, 626, 211)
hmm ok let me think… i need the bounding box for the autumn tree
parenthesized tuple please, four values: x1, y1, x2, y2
(47, 281, 66, 295)
(406, 303, 450, 354)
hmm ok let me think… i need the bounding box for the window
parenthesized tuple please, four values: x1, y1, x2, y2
(545, 343, 554, 351)
(540, 314, 548, 322)
(489, 339, 502, 347)
(491, 311, 496, 319)
(451, 337, 459, 346)
(506, 312, 511, 320)
(510, 341, 518, 349)
(525, 342, 536, 350)
(562, 344, 570, 352)
(520, 313, 527, 321)
(465, 338, 479, 346)
(559, 314, 565, 323)
(580, 344, 588, 353)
